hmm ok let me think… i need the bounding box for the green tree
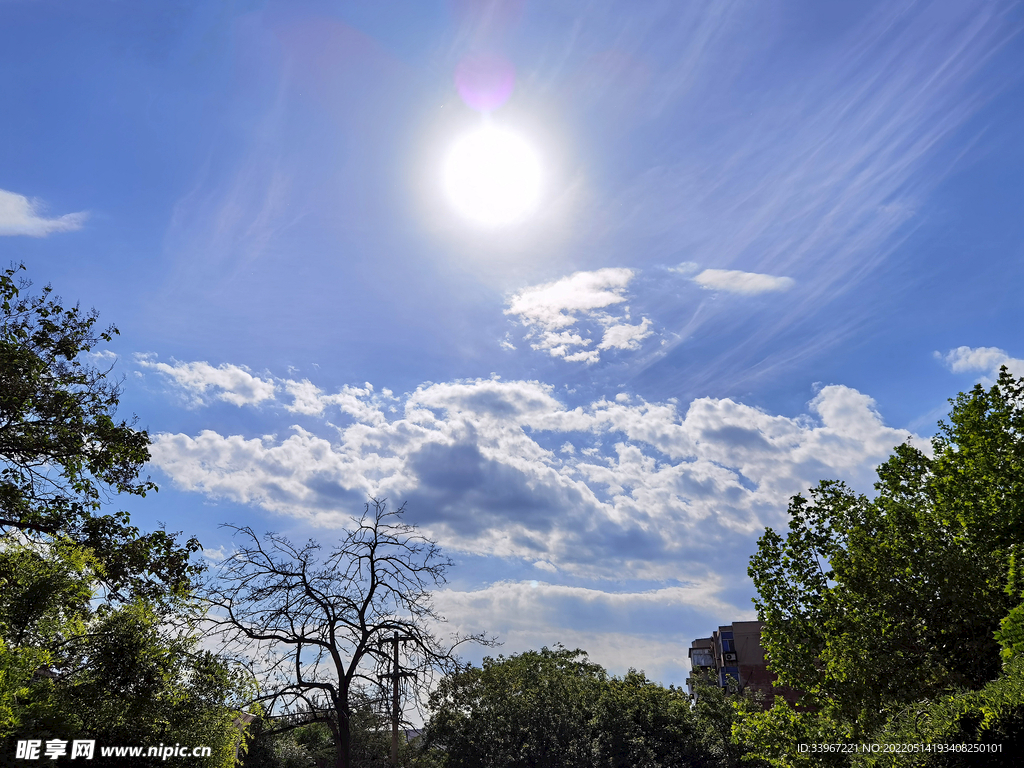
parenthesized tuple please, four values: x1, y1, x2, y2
(689, 674, 767, 768)
(0, 536, 93, 742)
(424, 646, 605, 768)
(592, 669, 705, 768)
(424, 646, 721, 768)
(849, 654, 1024, 767)
(0, 262, 251, 763)
(745, 368, 1024, 758)
(241, 702, 395, 768)
(731, 699, 850, 768)
(0, 535, 252, 767)
(0, 262, 200, 607)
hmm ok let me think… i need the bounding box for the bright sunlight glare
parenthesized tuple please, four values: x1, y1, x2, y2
(442, 124, 542, 227)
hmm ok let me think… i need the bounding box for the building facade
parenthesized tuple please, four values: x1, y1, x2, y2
(686, 620, 799, 708)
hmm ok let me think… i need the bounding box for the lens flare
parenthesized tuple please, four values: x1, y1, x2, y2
(455, 54, 516, 112)
(442, 124, 542, 227)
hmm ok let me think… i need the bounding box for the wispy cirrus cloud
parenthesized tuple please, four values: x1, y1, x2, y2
(579, 1, 1017, 389)
(504, 269, 654, 363)
(0, 189, 88, 237)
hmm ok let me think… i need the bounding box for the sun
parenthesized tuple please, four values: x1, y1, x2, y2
(442, 123, 542, 227)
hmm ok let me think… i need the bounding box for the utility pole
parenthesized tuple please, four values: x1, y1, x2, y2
(379, 632, 415, 767)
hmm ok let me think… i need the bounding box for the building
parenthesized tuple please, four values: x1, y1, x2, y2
(686, 620, 800, 708)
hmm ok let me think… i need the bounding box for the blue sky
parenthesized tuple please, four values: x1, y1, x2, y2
(3, 0, 1024, 698)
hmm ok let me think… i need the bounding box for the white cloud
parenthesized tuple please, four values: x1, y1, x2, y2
(282, 379, 389, 425)
(598, 318, 653, 350)
(0, 189, 88, 237)
(505, 269, 654, 363)
(435, 579, 740, 635)
(134, 354, 402, 420)
(938, 346, 1024, 382)
(202, 545, 229, 561)
(502, 264, 789, 366)
(432, 578, 750, 682)
(692, 269, 794, 295)
(85, 349, 118, 364)
(507, 268, 634, 328)
(668, 262, 700, 276)
(135, 355, 276, 407)
(579, 2, 1011, 380)
(149, 371, 923, 579)
(280, 378, 324, 415)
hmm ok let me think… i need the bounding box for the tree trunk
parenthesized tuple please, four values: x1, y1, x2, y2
(335, 711, 352, 768)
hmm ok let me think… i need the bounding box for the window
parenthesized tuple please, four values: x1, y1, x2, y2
(719, 666, 740, 689)
(690, 648, 715, 667)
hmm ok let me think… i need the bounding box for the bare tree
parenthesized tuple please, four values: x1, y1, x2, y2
(206, 499, 492, 768)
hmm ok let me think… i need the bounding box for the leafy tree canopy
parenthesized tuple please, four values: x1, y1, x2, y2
(745, 368, 1024, 754)
(425, 646, 606, 768)
(241, 703, 395, 768)
(424, 645, 751, 768)
(0, 262, 200, 607)
(847, 654, 1024, 768)
(0, 534, 252, 767)
(0, 263, 246, 764)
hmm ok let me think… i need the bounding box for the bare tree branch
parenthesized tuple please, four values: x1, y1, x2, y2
(204, 498, 496, 768)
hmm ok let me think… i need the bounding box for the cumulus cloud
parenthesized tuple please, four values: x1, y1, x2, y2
(133, 354, 402, 419)
(0, 189, 88, 237)
(692, 269, 794, 295)
(202, 545, 229, 561)
(435, 579, 740, 635)
(505, 269, 653, 363)
(85, 349, 118, 364)
(135, 354, 277, 407)
(938, 346, 1024, 382)
(431, 578, 748, 681)
(148, 369, 923, 579)
(598, 317, 653, 350)
(282, 379, 392, 424)
(502, 264, 794, 365)
(507, 268, 633, 327)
